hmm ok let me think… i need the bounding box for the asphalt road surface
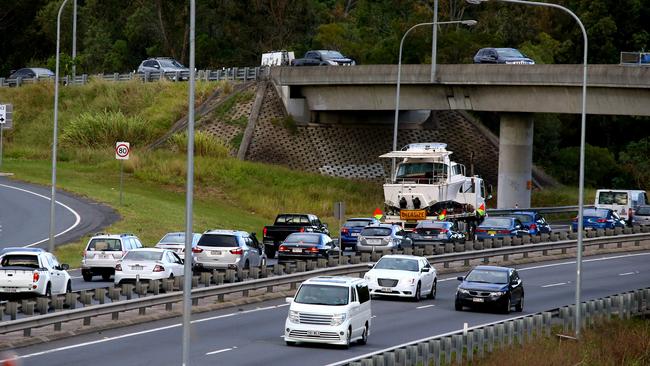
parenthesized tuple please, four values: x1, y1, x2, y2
(7, 250, 650, 366)
(0, 177, 118, 249)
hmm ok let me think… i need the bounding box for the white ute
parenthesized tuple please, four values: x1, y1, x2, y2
(0, 248, 71, 296)
(285, 276, 371, 348)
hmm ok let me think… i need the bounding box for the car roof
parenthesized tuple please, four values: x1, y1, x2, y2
(161, 232, 201, 236)
(127, 248, 165, 252)
(364, 223, 395, 228)
(202, 229, 247, 236)
(473, 265, 512, 272)
(495, 48, 519, 52)
(304, 276, 364, 286)
(378, 254, 423, 261)
(89, 233, 137, 239)
(346, 217, 375, 221)
(0, 247, 46, 254)
(512, 211, 536, 215)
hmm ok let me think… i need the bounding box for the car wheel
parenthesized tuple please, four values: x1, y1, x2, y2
(413, 282, 421, 302)
(102, 273, 111, 281)
(428, 279, 437, 299)
(343, 327, 352, 349)
(503, 297, 511, 314)
(82, 273, 93, 282)
(285, 340, 296, 346)
(66, 281, 72, 294)
(515, 295, 524, 312)
(45, 283, 52, 297)
(357, 323, 368, 345)
(455, 299, 463, 311)
(244, 260, 250, 269)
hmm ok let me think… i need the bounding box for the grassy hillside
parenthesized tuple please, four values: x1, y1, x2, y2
(0, 80, 383, 266)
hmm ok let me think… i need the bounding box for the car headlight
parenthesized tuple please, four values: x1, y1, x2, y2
(489, 291, 505, 297)
(405, 278, 417, 285)
(288, 310, 300, 324)
(331, 313, 347, 326)
(458, 288, 470, 294)
(326, 60, 338, 65)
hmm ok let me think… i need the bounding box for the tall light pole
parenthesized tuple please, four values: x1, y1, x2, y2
(72, 0, 77, 81)
(466, 0, 588, 338)
(431, 0, 439, 82)
(182, 0, 196, 364)
(49, 0, 70, 253)
(392, 19, 477, 177)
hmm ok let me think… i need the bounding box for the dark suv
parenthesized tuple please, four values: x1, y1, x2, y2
(473, 48, 535, 65)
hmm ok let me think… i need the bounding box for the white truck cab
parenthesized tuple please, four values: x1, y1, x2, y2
(284, 276, 371, 348)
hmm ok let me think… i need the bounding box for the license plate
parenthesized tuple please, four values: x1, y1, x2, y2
(351, 233, 359, 237)
(307, 330, 320, 336)
(4, 288, 16, 293)
(423, 236, 433, 239)
(367, 239, 382, 245)
(400, 210, 427, 221)
(292, 248, 302, 253)
(472, 298, 484, 303)
(488, 231, 496, 236)
(211, 251, 221, 255)
(381, 287, 392, 292)
(438, 234, 446, 239)
(131, 266, 143, 271)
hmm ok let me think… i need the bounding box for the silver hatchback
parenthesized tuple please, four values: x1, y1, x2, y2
(192, 230, 266, 271)
(356, 224, 412, 252)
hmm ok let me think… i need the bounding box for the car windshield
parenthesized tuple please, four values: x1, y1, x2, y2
(583, 209, 608, 218)
(361, 227, 392, 236)
(275, 215, 310, 224)
(466, 269, 509, 284)
(197, 234, 239, 247)
(285, 234, 320, 244)
(1, 255, 40, 268)
(158, 59, 185, 68)
(416, 221, 447, 229)
(510, 214, 534, 223)
(497, 48, 525, 58)
(124, 251, 163, 261)
(636, 206, 650, 215)
(322, 51, 344, 58)
(374, 257, 419, 272)
(87, 238, 122, 251)
(598, 191, 628, 205)
(480, 218, 512, 228)
(344, 220, 373, 228)
(159, 233, 185, 244)
(294, 284, 349, 305)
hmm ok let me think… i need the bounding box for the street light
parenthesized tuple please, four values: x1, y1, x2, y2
(49, 0, 70, 253)
(391, 19, 477, 177)
(466, 0, 588, 338)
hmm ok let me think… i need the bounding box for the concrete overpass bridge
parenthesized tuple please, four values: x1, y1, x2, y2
(270, 64, 650, 208)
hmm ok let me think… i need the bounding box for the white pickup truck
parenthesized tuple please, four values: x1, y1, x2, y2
(0, 248, 72, 296)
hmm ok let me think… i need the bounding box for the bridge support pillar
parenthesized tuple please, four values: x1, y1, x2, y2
(497, 113, 533, 209)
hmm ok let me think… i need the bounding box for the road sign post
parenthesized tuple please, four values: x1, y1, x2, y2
(0, 104, 12, 171)
(334, 201, 345, 238)
(115, 142, 130, 205)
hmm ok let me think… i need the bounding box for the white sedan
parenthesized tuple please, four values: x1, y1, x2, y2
(364, 255, 437, 301)
(114, 248, 184, 285)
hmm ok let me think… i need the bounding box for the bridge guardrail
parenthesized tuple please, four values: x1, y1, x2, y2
(486, 205, 594, 215)
(1, 231, 649, 338)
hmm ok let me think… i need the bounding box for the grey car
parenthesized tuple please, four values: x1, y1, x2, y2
(356, 224, 412, 252)
(633, 205, 650, 225)
(136, 57, 189, 80)
(192, 230, 266, 271)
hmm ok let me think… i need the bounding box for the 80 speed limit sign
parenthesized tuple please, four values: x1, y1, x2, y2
(115, 142, 130, 160)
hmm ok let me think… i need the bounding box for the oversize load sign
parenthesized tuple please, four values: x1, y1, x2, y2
(400, 210, 426, 221)
(115, 142, 130, 160)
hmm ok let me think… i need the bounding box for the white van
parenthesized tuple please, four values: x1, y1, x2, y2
(284, 276, 371, 348)
(594, 189, 648, 224)
(261, 51, 295, 66)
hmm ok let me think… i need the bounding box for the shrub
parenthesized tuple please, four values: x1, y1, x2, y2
(168, 130, 229, 158)
(61, 110, 151, 148)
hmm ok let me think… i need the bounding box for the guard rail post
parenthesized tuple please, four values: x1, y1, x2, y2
(476, 328, 484, 358)
(36, 298, 49, 314)
(5, 302, 17, 321)
(94, 288, 107, 304)
(65, 292, 79, 309)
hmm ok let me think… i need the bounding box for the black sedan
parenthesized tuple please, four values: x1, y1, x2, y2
(277, 233, 341, 262)
(455, 265, 524, 314)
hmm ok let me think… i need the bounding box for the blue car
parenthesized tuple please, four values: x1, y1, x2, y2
(508, 211, 552, 235)
(572, 208, 626, 232)
(475, 217, 528, 241)
(408, 221, 466, 246)
(473, 47, 535, 65)
(455, 265, 524, 314)
(339, 217, 380, 250)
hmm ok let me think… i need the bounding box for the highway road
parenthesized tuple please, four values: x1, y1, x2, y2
(7, 251, 649, 366)
(0, 177, 118, 249)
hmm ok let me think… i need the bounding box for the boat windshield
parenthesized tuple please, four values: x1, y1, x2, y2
(396, 163, 447, 182)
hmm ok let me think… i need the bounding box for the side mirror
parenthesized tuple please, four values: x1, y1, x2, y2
(251, 232, 257, 237)
(367, 263, 375, 269)
(60, 264, 70, 270)
(179, 259, 184, 265)
(323, 223, 328, 229)
(153, 64, 160, 69)
(421, 267, 431, 273)
(457, 276, 464, 281)
(350, 301, 360, 308)
(285, 297, 294, 304)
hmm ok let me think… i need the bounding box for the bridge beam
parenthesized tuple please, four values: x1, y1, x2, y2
(497, 113, 533, 209)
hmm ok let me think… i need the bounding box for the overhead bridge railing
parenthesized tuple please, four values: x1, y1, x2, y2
(0, 231, 649, 338)
(486, 205, 595, 215)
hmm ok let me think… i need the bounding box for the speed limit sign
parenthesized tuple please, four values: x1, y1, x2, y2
(115, 142, 130, 160)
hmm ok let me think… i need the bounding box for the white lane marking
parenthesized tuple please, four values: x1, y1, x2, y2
(70, 276, 83, 280)
(0, 183, 82, 248)
(371, 315, 377, 319)
(205, 346, 237, 356)
(517, 252, 650, 272)
(541, 282, 566, 288)
(619, 272, 636, 276)
(416, 304, 435, 309)
(4, 303, 289, 361)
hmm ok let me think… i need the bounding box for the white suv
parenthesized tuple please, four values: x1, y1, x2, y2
(284, 276, 371, 348)
(81, 233, 143, 281)
(192, 230, 266, 271)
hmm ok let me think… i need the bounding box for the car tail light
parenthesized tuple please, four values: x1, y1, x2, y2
(33, 271, 39, 283)
(263, 227, 267, 236)
(279, 245, 288, 252)
(597, 218, 607, 223)
(476, 228, 486, 233)
(308, 247, 319, 253)
(299, 227, 305, 233)
(192, 247, 203, 253)
(440, 229, 448, 233)
(341, 228, 349, 234)
(115, 264, 122, 271)
(153, 265, 165, 272)
(230, 248, 243, 255)
(530, 223, 537, 230)
(498, 230, 510, 234)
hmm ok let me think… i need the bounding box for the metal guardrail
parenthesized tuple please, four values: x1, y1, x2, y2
(0, 67, 268, 88)
(620, 51, 650, 66)
(0, 230, 648, 337)
(333, 287, 650, 366)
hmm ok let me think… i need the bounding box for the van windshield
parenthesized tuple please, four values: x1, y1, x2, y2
(294, 284, 349, 306)
(598, 192, 628, 205)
